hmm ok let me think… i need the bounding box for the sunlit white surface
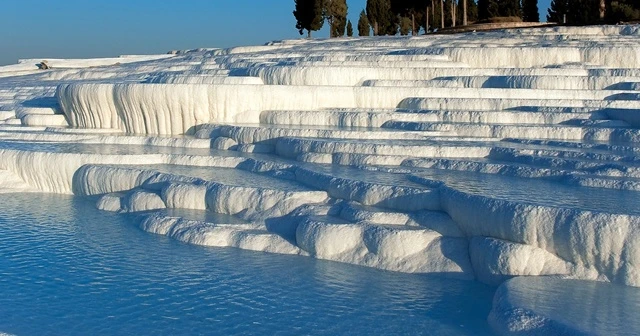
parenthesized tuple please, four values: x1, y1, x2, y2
(0, 25, 640, 335)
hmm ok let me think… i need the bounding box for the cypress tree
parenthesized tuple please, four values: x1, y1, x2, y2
(502, 0, 522, 17)
(311, 0, 325, 34)
(522, 0, 539, 21)
(358, 10, 371, 36)
(547, 0, 602, 24)
(459, 0, 478, 23)
(293, 0, 310, 36)
(477, 0, 490, 20)
(481, 0, 522, 20)
(347, 20, 354, 36)
(547, 0, 568, 22)
(366, 0, 396, 35)
(399, 16, 412, 35)
(294, 0, 324, 37)
(389, 0, 421, 33)
(425, 0, 446, 28)
(366, 0, 379, 35)
(609, 0, 640, 22)
(402, 0, 477, 31)
(388, 0, 480, 33)
(566, 0, 599, 24)
(487, 0, 500, 18)
(325, 0, 348, 37)
(469, 0, 479, 22)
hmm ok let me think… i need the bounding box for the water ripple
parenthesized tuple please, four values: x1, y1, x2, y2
(0, 193, 495, 336)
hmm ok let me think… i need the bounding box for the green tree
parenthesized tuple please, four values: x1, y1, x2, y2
(325, 0, 348, 37)
(399, 16, 412, 35)
(390, 0, 420, 34)
(547, 0, 602, 24)
(458, 0, 478, 23)
(293, 0, 324, 37)
(477, 0, 491, 20)
(408, 0, 441, 32)
(547, 0, 568, 22)
(499, 0, 522, 17)
(522, 0, 539, 21)
(388, 0, 477, 33)
(568, 0, 600, 24)
(358, 10, 371, 35)
(608, 0, 639, 22)
(366, 0, 397, 35)
(346, 20, 354, 36)
(478, 0, 522, 20)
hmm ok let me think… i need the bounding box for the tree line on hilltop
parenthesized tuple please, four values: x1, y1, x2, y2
(548, 0, 639, 24)
(294, 0, 640, 37)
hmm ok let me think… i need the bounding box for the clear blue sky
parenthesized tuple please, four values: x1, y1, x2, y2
(0, 0, 551, 65)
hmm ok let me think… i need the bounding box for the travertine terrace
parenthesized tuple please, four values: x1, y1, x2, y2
(1, 24, 640, 335)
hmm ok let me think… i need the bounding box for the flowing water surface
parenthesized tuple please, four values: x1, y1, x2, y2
(0, 193, 496, 335)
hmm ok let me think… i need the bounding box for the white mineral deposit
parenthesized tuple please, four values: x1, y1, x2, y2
(1, 25, 639, 335)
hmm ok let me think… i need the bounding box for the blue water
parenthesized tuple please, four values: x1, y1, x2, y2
(499, 277, 640, 336)
(0, 193, 496, 336)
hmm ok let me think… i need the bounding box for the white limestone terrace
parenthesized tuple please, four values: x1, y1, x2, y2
(0, 25, 640, 334)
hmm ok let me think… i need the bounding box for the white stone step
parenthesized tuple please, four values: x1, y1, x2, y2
(295, 215, 472, 275)
(137, 212, 303, 255)
(257, 54, 452, 63)
(338, 201, 464, 237)
(260, 108, 601, 127)
(326, 137, 640, 165)
(405, 156, 640, 179)
(341, 164, 640, 287)
(364, 75, 639, 90)
(0, 110, 14, 120)
(76, 164, 327, 220)
(245, 65, 597, 86)
(501, 138, 640, 157)
(409, 168, 640, 215)
(195, 124, 438, 144)
(444, 45, 640, 68)
(15, 106, 58, 119)
(277, 60, 469, 68)
(21, 114, 68, 127)
(405, 158, 640, 191)
(399, 97, 640, 111)
(382, 121, 640, 142)
(0, 169, 33, 193)
(490, 146, 640, 165)
(276, 137, 494, 160)
(291, 164, 439, 211)
(1, 118, 22, 125)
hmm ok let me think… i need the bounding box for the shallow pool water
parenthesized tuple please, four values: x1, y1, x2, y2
(0, 193, 496, 336)
(495, 277, 640, 336)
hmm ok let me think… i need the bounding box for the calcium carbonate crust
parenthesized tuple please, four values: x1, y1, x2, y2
(0, 26, 639, 322)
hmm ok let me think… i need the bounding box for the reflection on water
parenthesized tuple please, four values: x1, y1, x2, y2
(0, 140, 221, 156)
(128, 164, 307, 191)
(412, 168, 640, 215)
(503, 277, 640, 336)
(0, 193, 495, 336)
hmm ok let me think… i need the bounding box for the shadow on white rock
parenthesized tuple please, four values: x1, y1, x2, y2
(470, 237, 572, 286)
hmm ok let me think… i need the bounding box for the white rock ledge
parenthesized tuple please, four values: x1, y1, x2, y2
(0, 26, 639, 297)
